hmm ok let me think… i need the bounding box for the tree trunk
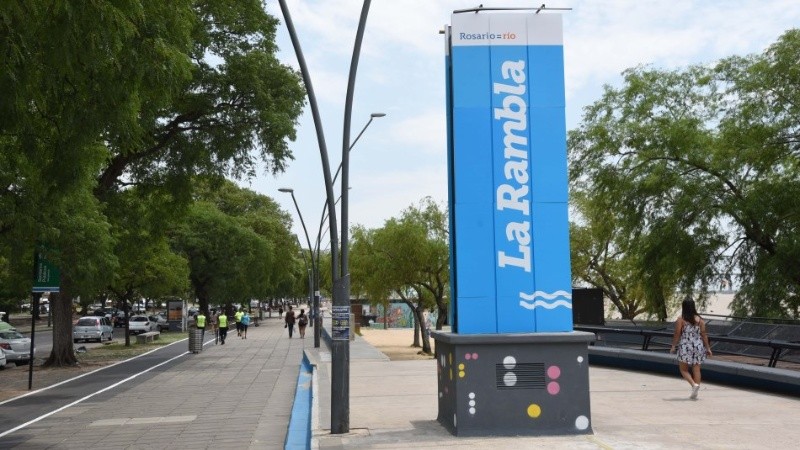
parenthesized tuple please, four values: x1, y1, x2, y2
(414, 306, 432, 354)
(413, 314, 420, 347)
(43, 278, 77, 367)
(436, 303, 447, 330)
(123, 299, 131, 347)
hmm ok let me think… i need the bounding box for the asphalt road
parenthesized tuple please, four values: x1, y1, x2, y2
(0, 336, 200, 438)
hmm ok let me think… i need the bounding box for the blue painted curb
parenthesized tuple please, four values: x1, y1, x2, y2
(285, 352, 313, 450)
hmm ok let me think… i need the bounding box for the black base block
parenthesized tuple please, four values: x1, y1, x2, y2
(432, 331, 594, 437)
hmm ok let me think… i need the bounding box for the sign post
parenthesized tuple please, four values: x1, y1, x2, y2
(30, 250, 61, 390)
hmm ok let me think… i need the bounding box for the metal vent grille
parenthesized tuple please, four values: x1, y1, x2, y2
(495, 362, 545, 389)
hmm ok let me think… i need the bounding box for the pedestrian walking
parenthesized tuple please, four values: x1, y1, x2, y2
(210, 310, 218, 345)
(285, 306, 296, 338)
(241, 310, 250, 339)
(234, 308, 244, 336)
(297, 309, 308, 339)
(196, 311, 206, 341)
(670, 299, 713, 399)
(218, 311, 229, 345)
(278, 305, 284, 319)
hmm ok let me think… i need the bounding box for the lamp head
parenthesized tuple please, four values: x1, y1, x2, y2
(370, 112, 386, 118)
(278, 188, 294, 193)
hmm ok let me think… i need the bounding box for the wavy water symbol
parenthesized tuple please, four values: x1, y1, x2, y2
(518, 290, 572, 310)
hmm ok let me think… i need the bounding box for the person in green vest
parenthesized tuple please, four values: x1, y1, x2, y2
(218, 311, 229, 345)
(234, 308, 244, 336)
(196, 311, 206, 341)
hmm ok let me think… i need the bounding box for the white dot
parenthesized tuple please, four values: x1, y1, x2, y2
(575, 415, 590, 430)
(441, 355, 446, 366)
(503, 372, 517, 386)
(503, 356, 516, 369)
(469, 407, 476, 415)
(577, 356, 584, 363)
(439, 392, 443, 398)
(468, 392, 475, 399)
(453, 414, 457, 427)
(469, 400, 476, 407)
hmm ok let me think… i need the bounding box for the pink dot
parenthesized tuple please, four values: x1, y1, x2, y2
(547, 365, 561, 380)
(471, 353, 479, 360)
(547, 381, 560, 395)
(465, 353, 471, 360)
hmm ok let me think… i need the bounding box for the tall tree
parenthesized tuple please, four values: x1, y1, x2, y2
(569, 29, 800, 319)
(2, 1, 305, 365)
(105, 189, 190, 346)
(350, 198, 450, 354)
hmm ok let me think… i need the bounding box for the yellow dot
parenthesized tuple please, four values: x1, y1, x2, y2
(459, 371, 465, 378)
(458, 363, 465, 370)
(527, 404, 541, 418)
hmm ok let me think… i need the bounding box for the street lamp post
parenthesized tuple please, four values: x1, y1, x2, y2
(278, 188, 318, 346)
(278, 0, 374, 435)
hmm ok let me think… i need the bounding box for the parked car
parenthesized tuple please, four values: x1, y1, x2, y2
(128, 315, 155, 335)
(0, 346, 6, 369)
(0, 311, 14, 332)
(148, 314, 168, 332)
(113, 311, 128, 328)
(73, 316, 114, 343)
(0, 330, 34, 366)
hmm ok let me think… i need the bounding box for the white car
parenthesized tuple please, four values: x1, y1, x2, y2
(73, 316, 114, 343)
(0, 330, 34, 366)
(128, 315, 155, 334)
(148, 314, 169, 332)
(0, 347, 6, 369)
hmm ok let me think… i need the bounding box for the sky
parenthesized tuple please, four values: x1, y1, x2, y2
(247, 0, 800, 246)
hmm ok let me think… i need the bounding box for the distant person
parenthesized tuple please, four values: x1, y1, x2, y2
(196, 311, 206, 340)
(218, 311, 229, 345)
(284, 306, 296, 338)
(209, 311, 218, 344)
(234, 308, 244, 337)
(297, 309, 308, 339)
(278, 305, 284, 319)
(241, 311, 250, 339)
(670, 299, 713, 399)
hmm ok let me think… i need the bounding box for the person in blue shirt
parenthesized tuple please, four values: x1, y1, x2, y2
(241, 311, 251, 339)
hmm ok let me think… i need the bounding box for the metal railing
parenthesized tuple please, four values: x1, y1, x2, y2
(575, 324, 800, 368)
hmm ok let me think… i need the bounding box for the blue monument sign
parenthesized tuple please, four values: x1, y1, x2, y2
(448, 12, 571, 333)
(435, 10, 592, 437)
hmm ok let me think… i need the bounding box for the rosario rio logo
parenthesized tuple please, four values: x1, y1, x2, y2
(458, 32, 518, 41)
(518, 291, 572, 311)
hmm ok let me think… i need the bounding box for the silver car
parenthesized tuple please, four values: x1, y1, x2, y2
(0, 330, 34, 366)
(73, 316, 114, 343)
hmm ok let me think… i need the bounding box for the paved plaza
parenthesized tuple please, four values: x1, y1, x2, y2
(2, 315, 800, 449)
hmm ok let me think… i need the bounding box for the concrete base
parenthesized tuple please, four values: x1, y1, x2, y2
(431, 331, 594, 437)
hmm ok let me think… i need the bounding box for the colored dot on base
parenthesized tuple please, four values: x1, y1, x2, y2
(527, 404, 542, 418)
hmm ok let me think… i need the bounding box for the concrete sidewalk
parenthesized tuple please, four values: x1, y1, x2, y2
(310, 330, 800, 449)
(4, 313, 310, 449)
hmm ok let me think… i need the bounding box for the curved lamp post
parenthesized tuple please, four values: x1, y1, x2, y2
(278, 188, 318, 348)
(278, 0, 373, 434)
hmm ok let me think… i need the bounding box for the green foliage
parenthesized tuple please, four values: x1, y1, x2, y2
(350, 198, 450, 329)
(171, 179, 297, 309)
(569, 29, 800, 319)
(0, 1, 304, 363)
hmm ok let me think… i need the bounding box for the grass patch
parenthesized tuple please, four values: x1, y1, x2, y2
(76, 331, 188, 363)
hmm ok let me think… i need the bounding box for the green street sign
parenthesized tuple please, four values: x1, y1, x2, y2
(33, 251, 60, 293)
